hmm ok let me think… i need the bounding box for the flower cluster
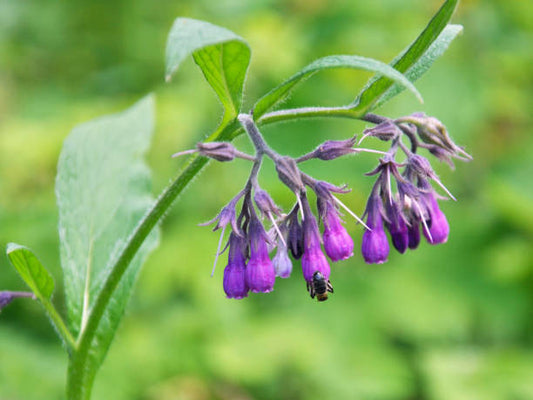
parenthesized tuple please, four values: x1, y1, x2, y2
(175, 112, 470, 301)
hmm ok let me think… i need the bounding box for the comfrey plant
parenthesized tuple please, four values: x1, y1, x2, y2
(0, 1, 468, 398)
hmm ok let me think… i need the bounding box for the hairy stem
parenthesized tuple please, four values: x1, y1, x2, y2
(67, 155, 209, 399)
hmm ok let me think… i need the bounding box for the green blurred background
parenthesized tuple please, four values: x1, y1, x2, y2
(1, 0, 532, 399)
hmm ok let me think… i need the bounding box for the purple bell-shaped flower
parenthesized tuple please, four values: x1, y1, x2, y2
(301, 213, 331, 282)
(422, 194, 449, 244)
(407, 220, 421, 249)
(362, 194, 389, 264)
(223, 234, 249, 299)
(322, 202, 354, 261)
(245, 217, 276, 293)
(384, 200, 408, 254)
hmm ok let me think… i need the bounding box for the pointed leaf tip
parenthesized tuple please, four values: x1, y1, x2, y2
(165, 17, 251, 116)
(6, 243, 55, 301)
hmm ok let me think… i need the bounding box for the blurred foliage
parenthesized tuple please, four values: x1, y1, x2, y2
(1, 0, 533, 399)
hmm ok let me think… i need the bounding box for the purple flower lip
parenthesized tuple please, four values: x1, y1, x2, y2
(223, 234, 249, 299)
(245, 217, 276, 293)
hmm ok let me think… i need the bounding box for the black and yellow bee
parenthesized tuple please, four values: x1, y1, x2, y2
(307, 271, 334, 301)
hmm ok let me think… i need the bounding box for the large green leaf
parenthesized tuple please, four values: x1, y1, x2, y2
(354, 0, 458, 112)
(373, 24, 463, 109)
(253, 55, 422, 119)
(166, 18, 251, 118)
(6, 243, 54, 302)
(56, 95, 159, 371)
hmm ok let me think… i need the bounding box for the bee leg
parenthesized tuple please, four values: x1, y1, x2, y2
(327, 280, 334, 293)
(307, 281, 316, 299)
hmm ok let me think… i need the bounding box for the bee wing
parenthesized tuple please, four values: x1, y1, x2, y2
(327, 280, 334, 293)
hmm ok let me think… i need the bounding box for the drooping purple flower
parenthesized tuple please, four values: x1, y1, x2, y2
(422, 194, 449, 245)
(362, 195, 389, 264)
(223, 234, 249, 299)
(273, 239, 292, 278)
(301, 212, 330, 282)
(384, 200, 408, 254)
(322, 202, 354, 261)
(245, 217, 276, 293)
(287, 209, 304, 259)
(407, 220, 421, 249)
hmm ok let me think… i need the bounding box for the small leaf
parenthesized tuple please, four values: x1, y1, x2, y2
(56, 95, 159, 373)
(6, 243, 54, 302)
(253, 55, 422, 119)
(373, 24, 463, 109)
(354, 0, 458, 112)
(166, 18, 251, 117)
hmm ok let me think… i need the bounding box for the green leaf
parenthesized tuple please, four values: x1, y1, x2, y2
(165, 18, 251, 117)
(373, 24, 463, 109)
(253, 55, 422, 119)
(6, 243, 54, 302)
(56, 95, 159, 372)
(354, 0, 458, 112)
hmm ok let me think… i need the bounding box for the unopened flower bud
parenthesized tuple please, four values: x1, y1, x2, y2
(401, 113, 472, 160)
(407, 154, 435, 179)
(275, 156, 304, 193)
(362, 120, 401, 142)
(254, 189, 281, 217)
(428, 145, 455, 168)
(196, 142, 236, 162)
(314, 136, 357, 160)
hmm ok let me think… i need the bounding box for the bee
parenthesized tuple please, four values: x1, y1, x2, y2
(307, 271, 334, 301)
